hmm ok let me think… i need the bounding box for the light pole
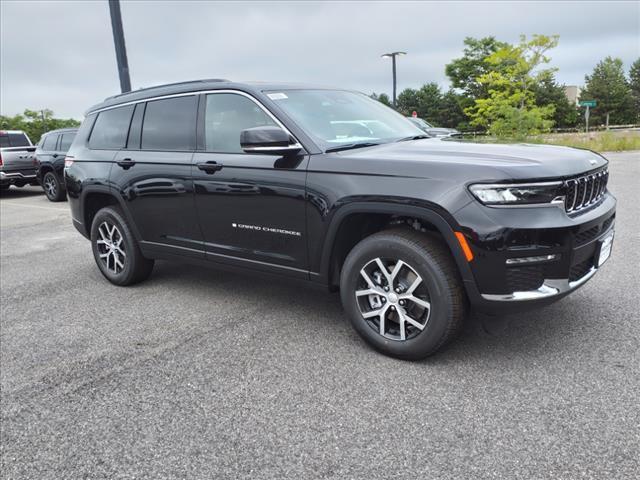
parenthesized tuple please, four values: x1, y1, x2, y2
(108, 0, 131, 93)
(381, 51, 406, 107)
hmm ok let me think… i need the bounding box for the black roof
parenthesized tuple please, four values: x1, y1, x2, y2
(86, 79, 344, 114)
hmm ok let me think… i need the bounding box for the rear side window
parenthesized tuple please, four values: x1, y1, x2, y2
(59, 133, 76, 152)
(41, 134, 58, 151)
(0, 136, 8, 147)
(141, 96, 196, 151)
(89, 105, 134, 149)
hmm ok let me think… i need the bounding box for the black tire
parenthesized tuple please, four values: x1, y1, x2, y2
(90, 206, 154, 286)
(42, 171, 66, 202)
(340, 228, 467, 360)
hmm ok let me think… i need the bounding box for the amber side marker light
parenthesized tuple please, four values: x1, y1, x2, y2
(455, 232, 474, 262)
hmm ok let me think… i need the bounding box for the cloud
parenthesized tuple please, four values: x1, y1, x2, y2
(1, 0, 638, 119)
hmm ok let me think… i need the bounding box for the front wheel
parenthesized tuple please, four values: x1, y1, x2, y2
(42, 172, 65, 202)
(340, 228, 467, 360)
(90, 206, 154, 286)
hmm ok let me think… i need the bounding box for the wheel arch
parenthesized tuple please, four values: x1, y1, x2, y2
(80, 187, 142, 241)
(320, 201, 477, 296)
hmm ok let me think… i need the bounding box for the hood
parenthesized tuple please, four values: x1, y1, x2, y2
(335, 138, 607, 181)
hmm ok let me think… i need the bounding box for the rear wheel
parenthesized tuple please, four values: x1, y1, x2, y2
(340, 228, 467, 360)
(90, 206, 154, 286)
(42, 172, 65, 202)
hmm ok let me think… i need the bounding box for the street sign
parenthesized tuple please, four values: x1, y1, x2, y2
(579, 100, 597, 107)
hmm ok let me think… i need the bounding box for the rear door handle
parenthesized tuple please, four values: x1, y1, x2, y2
(52, 154, 58, 159)
(197, 161, 223, 174)
(117, 158, 135, 169)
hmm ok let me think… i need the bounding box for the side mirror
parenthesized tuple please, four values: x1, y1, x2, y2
(240, 126, 301, 155)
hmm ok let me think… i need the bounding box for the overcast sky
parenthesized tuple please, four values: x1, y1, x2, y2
(1, 0, 638, 119)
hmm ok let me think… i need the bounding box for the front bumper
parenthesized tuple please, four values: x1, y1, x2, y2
(454, 192, 616, 314)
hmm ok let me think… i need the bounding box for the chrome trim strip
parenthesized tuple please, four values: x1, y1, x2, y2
(481, 267, 597, 302)
(88, 89, 303, 152)
(243, 144, 302, 152)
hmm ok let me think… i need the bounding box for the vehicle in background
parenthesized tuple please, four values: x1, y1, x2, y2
(0, 130, 37, 191)
(35, 128, 78, 201)
(407, 116, 460, 137)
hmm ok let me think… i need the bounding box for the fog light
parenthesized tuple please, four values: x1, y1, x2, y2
(506, 254, 558, 265)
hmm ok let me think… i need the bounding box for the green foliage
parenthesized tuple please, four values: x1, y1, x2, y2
(580, 57, 634, 127)
(396, 83, 465, 129)
(533, 75, 579, 129)
(445, 36, 508, 110)
(465, 34, 559, 136)
(0, 109, 80, 144)
(370, 92, 392, 107)
(628, 58, 640, 123)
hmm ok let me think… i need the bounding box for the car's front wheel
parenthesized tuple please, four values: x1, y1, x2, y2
(90, 206, 154, 286)
(42, 172, 65, 202)
(340, 228, 467, 360)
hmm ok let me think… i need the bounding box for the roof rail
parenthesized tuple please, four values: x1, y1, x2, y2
(103, 78, 230, 101)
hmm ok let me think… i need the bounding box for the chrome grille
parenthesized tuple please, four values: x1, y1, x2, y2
(564, 168, 608, 213)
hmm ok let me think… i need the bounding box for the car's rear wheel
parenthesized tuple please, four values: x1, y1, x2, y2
(90, 206, 154, 286)
(340, 228, 467, 360)
(42, 172, 65, 202)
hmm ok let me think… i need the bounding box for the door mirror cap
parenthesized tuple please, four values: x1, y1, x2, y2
(240, 126, 302, 155)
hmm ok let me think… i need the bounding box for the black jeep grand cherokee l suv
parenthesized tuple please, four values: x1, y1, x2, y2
(65, 80, 616, 359)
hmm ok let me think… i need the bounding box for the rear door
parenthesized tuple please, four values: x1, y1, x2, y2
(37, 133, 60, 169)
(54, 132, 76, 174)
(110, 95, 202, 258)
(192, 91, 309, 277)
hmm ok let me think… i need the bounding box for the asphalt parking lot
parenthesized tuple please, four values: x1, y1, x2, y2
(1, 151, 639, 479)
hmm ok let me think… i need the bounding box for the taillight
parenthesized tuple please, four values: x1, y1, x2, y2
(64, 156, 74, 168)
(0, 152, 3, 166)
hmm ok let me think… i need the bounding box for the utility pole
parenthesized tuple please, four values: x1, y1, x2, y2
(40, 110, 46, 134)
(381, 51, 406, 108)
(108, 0, 131, 93)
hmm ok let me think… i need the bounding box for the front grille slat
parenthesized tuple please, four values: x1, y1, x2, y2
(564, 167, 608, 213)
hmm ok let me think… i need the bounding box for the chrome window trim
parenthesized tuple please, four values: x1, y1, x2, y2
(88, 89, 302, 151)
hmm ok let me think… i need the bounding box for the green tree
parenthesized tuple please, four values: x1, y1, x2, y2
(370, 92, 392, 107)
(466, 34, 559, 137)
(533, 75, 579, 129)
(628, 58, 640, 123)
(396, 84, 464, 129)
(0, 109, 80, 143)
(445, 36, 508, 110)
(580, 57, 634, 127)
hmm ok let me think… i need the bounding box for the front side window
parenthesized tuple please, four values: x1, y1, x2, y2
(59, 133, 76, 152)
(204, 93, 277, 153)
(141, 96, 196, 151)
(265, 89, 423, 150)
(89, 105, 134, 149)
(41, 134, 58, 151)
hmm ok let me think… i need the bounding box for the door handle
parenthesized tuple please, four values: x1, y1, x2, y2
(117, 158, 135, 169)
(52, 154, 58, 158)
(197, 161, 223, 174)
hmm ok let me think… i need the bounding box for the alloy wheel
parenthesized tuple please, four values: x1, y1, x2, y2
(96, 221, 126, 274)
(44, 175, 57, 198)
(355, 257, 431, 341)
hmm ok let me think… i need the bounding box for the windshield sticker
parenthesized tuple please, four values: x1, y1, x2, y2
(267, 92, 288, 100)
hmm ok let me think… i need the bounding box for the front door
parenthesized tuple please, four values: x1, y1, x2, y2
(192, 92, 308, 277)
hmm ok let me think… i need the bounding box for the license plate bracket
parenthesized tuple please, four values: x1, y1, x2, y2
(596, 230, 614, 267)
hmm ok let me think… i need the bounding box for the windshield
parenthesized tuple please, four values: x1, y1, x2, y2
(408, 117, 433, 129)
(266, 89, 424, 151)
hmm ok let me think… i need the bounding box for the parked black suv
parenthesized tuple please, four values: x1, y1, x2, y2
(65, 80, 616, 359)
(35, 128, 78, 201)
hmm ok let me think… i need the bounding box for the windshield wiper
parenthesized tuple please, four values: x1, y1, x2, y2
(396, 134, 431, 142)
(325, 142, 381, 153)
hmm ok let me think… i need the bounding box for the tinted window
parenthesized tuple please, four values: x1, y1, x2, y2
(89, 105, 134, 149)
(141, 96, 196, 151)
(8, 133, 30, 147)
(41, 134, 58, 151)
(59, 133, 76, 152)
(205, 93, 277, 153)
(0, 136, 9, 148)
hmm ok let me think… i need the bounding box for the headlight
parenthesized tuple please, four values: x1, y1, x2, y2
(468, 182, 564, 206)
